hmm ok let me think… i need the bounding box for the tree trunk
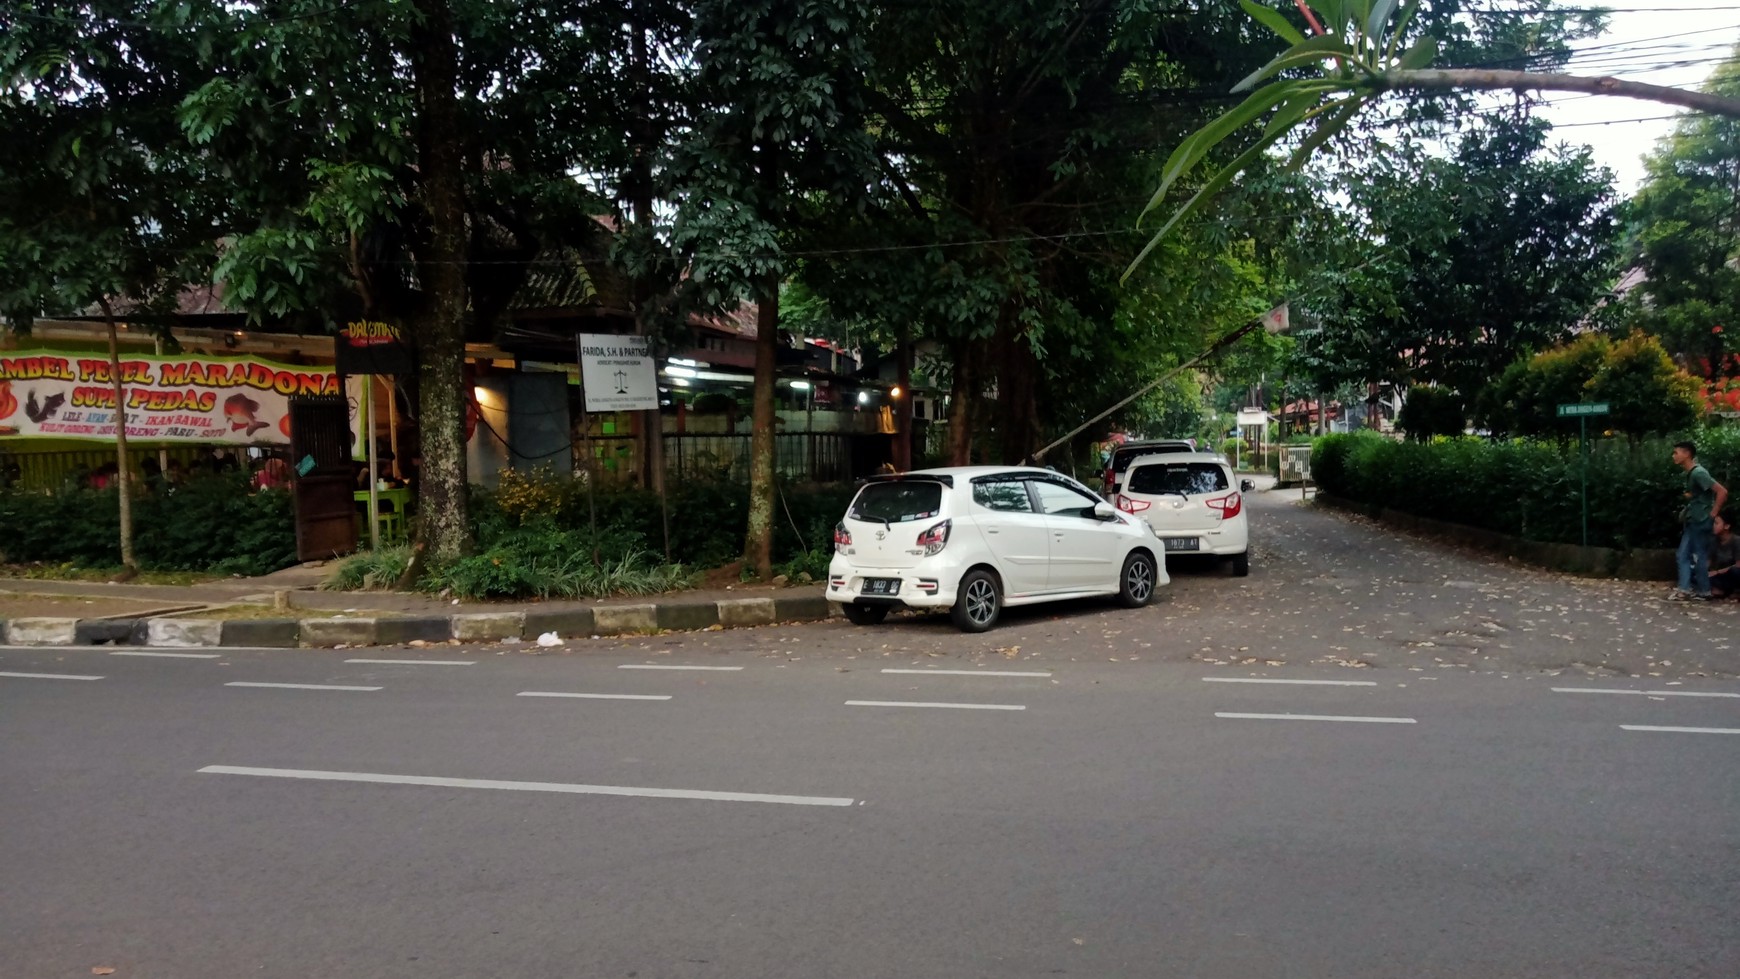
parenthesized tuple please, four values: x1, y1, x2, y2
(992, 314, 1043, 465)
(744, 275, 779, 580)
(894, 331, 913, 472)
(1376, 69, 1740, 118)
(947, 342, 975, 466)
(408, 0, 471, 564)
(98, 299, 135, 572)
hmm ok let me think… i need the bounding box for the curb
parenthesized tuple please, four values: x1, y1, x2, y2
(0, 594, 840, 649)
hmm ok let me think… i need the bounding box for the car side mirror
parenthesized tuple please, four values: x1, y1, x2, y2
(1240, 479, 1255, 493)
(1092, 501, 1116, 520)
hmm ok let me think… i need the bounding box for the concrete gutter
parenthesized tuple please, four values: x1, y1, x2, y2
(0, 594, 838, 648)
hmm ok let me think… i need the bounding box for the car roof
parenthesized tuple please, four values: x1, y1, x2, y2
(896, 465, 1060, 479)
(1125, 452, 1229, 467)
(1117, 439, 1193, 449)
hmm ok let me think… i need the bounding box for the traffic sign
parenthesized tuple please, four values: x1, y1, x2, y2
(1556, 402, 1610, 417)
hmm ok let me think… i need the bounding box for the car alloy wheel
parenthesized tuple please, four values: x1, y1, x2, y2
(1118, 551, 1157, 608)
(952, 570, 1002, 633)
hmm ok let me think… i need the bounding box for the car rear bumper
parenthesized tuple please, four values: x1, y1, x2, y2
(1148, 523, 1249, 556)
(826, 560, 959, 608)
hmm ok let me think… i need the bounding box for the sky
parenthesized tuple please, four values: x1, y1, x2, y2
(1535, 0, 1740, 193)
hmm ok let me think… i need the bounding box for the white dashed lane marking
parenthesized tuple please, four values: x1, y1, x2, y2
(881, 669, 1052, 678)
(225, 682, 382, 692)
(197, 765, 855, 807)
(517, 692, 672, 701)
(1215, 712, 1415, 724)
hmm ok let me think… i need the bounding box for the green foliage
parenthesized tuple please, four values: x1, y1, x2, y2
(774, 548, 831, 583)
(1477, 332, 1701, 439)
(324, 547, 414, 591)
(1294, 118, 1618, 402)
(1133, 0, 1609, 269)
(1313, 430, 1740, 550)
(1396, 386, 1466, 441)
(0, 474, 296, 575)
(1621, 53, 1740, 368)
(466, 466, 853, 574)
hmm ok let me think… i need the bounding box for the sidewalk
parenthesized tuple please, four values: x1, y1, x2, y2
(0, 572, 835, 649)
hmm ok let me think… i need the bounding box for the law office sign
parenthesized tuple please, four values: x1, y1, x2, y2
(577, 334, 658, 412)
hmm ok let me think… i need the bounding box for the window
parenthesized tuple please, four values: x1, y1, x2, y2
(850, 481, 944, 523)
(1030, 479, 1101, 519)
(973, 479, 1032, 512)
(1126, 462, 1229, 497)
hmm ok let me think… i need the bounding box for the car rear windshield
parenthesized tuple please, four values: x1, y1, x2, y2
(1113, 444, 1193, 473)
(850, 481, 945, 523)
(1126, 462, 1228, 496)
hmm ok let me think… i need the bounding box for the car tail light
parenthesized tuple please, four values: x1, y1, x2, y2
(916, 519, 951, 556)
(1206, 492, 1243, 519)
(1115, 494, 1151, 513)
(834, 522, 852, 551)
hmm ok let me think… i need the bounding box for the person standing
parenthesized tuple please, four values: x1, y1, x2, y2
(1671, 441, 1728, 600)
(1710, 513, 1740, 598)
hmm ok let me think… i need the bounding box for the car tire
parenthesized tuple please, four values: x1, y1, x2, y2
(1117, 551, 1158, 608)
(1230, 550, 1250, 577)
(951, 569, 1002, 633)
(843, 603, 890, 626)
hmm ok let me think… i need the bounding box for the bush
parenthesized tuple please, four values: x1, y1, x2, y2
(0, 472, 297, 575)
(324, 546, 413, 591)
(470, 466, 855, 571)
(1311, 429, 1740, 550)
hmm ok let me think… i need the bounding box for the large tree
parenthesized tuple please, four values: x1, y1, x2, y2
(668, 0, 879, 580)
(1300, 117, 1619, 403)
(0, 0, 220, 571)
(179, 0, 639, 564)
(1621, 47, 1740, 376)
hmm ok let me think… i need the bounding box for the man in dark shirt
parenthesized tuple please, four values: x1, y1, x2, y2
(1710, 513, 1740, 598)
(1672, 441, 1728, 601)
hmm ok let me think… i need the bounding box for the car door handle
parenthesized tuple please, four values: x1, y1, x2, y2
(985, 527, 1000, 534)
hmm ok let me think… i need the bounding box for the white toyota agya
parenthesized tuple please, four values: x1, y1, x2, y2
(827, 466, 1167, 632)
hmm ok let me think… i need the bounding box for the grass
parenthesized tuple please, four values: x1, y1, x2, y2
(0, 563, 220, 586)
(321, 547, 414, 592)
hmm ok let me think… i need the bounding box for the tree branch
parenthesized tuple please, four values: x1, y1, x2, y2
(1372, 69, 1740, 118)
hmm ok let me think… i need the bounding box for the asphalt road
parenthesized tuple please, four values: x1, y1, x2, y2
(4, 492, 1737, 978)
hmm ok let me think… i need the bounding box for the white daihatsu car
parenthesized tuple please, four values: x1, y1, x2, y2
(828, 467, 1166, 632)
(1115, 452, 1252, 576)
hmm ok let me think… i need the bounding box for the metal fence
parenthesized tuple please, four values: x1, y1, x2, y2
(0, 446, 218, 493)
(578, 432, 878, 485)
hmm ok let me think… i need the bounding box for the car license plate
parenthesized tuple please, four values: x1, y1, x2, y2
(863, 577, 902, 595)
(1162, 537, 1200, 552)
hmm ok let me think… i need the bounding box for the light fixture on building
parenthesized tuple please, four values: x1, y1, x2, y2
(857, 391, 870, 405)
(890, 385, 902, 399)
(790, 380, 811, 391)
(665, 366, 698, 379)
(668, 357, 709, 369)
(671, 378, 690, 387)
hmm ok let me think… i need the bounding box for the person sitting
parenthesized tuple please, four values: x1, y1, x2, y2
(1710, 512, 1740, 598)
(252, 457, 294, 491)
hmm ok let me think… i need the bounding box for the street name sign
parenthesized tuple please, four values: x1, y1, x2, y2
(1556, 402, 1610, 417)
(577, 334, 658, 412)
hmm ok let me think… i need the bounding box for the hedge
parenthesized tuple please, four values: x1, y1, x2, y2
(1312, 429, 1740, 551)
(0, 472, 297, 575)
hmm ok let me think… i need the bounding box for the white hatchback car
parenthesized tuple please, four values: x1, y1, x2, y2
(828, 466, 1167, 632)
(1115, 452, 1253, 576)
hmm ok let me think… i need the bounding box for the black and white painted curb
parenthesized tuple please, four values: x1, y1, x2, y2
(0, 595, 836, 648)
